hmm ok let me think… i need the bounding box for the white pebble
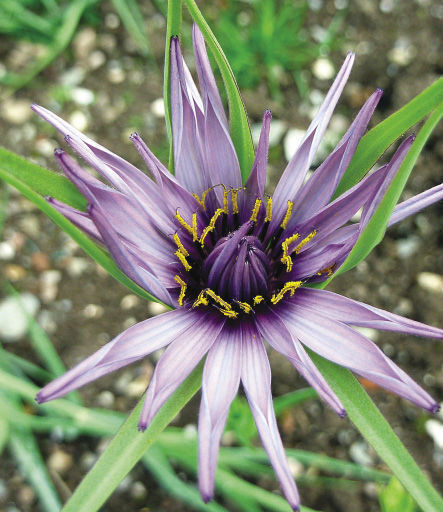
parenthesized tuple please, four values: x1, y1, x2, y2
(69, 110, 89, 131)
(71, 87, 95, 106)
(312, 58, 335, 80)
(417, 272, 443, 294)
(426, 419, 443, 450)
(283, 128, 306, 162)
(82, 304, 104, 319)
(0, 241, 15, 260)
(147, 301, 169, 315)
(0, 293, 40, 342)
(120, 294, 140, 310)
(1, 99, 32, 124)
(151, 98, 165, 118)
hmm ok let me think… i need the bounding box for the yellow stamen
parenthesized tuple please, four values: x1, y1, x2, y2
(281, 233, 300, 272)
(174, 275, 187, 306)
(173, 233, 189, 256)
(220, 308, 238, 319)
(200, 208, 224, 247)
(175, 211, 198, 241)
(264, 197, 273, 223)
(253, 295, 264, 305)
(193, 290, 209, 307)
(317, 264, 335, 277)
(250, 198, 262, 222)
(174, 250, 192, 271)
(192, 186, 217, 210)
(231, 188, 240, 214)
(237, 301, 252, 313)
(293, 230, 316, 254)
(271, 281, 302, 304)
(280, 201, 294, 230)
(223, 186, 230, 214)
(205, 289, 232, 310)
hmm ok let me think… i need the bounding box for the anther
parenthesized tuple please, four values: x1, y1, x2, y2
(200, 208, 224, 247)
(174, 250, 192, 271)
(250, 198, 262, 222)
(253, 295, 264, 305)
(280, 201, 293, 230)
(236, 301, 252, 313)
(175, 211, 198, 241)
(293, 230, 316, 254)
(174, 275, 187, 306)
(264, 197, 273, 223)
(281, 233, 300, 272)
(271, 281, 302, 304)
(173, 233, 189, 256)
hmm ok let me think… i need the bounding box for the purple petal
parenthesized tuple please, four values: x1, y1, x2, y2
(32, 104, 160, 200)
(138, 313, 225, 430)
(192, 25, 242, 189)
(198, 324, 242, 502)
(289, 287, 443, 339)
(255, 309, 345, 416)
(46, 197, 103, 243)
(170, 37, 208, 194)
(388, 183, 443, 227)
(241, 322, 300, 511)
(36, 308, 193, 403)
(88, 203, 173, 305)
(360, 136, 415, 229)
(246, 110, 272, 198)
(278, 304, 439, 412)
(292, 89, 383, 223)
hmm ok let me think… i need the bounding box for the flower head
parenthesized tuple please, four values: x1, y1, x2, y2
(34, 25, 442, 511)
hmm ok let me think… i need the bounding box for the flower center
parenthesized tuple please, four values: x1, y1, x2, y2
(171, 185, 321, 318)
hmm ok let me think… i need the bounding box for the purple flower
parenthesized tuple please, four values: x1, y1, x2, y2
(34, 26, 442, 511)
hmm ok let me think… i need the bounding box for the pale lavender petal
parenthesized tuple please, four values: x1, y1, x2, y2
(292, 89, 383, 223)
(170, 37, 208, 194)
(278, 305, 439, 412)
(138, 313, 225, 430)
(289, 287, 443, 339)
(246, 110, 272, 198)
(360, 135, 415, 229)
(192, 24, 228, 129)
(46, 197, 103, 243)
(88, 203, 173, 305)
(255, 309, 345, 416)
(241, 322, 300, 511)
(388, 183, 443, 227)
(271, 53, 355, 227)
(32, 104, 160, 200)
(36, 309, 193, 402)
(198, 324, 242, 502)
(192, 25, 242, 189)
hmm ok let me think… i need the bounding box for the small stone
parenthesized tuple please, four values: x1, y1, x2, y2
(48, 449, 73, 475)
(105, 13, 120, 29)
(80, 452, 96, 470)
(312, 58, 335, 80)
(71, 88, 95, 106)
(120, 294, 140, 310)
(31, 252, 50, 271)
(1, 99, 32, 124)
(426, 419, 443, 450)
(19, 214, 40, 237)
(130, 481, 147, 500)
(122, 316, 137, 330)
(151, 98, 165, 118)
(252, 119, 287, 146)
(17, 485, 35, 507)
(147, 302, 169, 315)
(0, 241, 15, 260)
(38, 310, 57, 334)
(4, 264, 26, 281)
(350, 441, 374, 467)
(283, 128, 305, 162)
(0, 293, 40, 342)
(73, 28, 97, 60)
(39, 270, 62, 303)
(35, 137, 56, 157)
(417, 272, 443, 294)
(397, 236, 421, 258)
(96, 390, 115, 408)
(354, 327, 379, 342)
(60, 67, 85, 87)
(288, 457, 304, 477)
(87, 50, 106, 70)
(107, 65, 126, 84)
(126, 373, 152, 397)
(82, 304, 105, 319)
(65, 257, 90, 277)
(117, 475, 132, 493)
(69, 110, 89, 131)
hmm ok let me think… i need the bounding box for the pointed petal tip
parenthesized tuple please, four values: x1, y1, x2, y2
(137, 422, 147, 433)
(264, 109, 272, 119)
(430, 403, 440, 414)
(338, 409, 347, 419)
(54, 148, 64, 157)
(201, 492, 212, 504)
(35, 392, 45, 405)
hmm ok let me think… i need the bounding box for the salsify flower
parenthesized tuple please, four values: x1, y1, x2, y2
(33, 26, 442, 511)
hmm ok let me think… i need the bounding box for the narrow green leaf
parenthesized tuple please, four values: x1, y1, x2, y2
(9, 426, 62, 512)
(61, 364, 203, 512)
(0, 147, 86, 210)
(164, 0, 182, 171)
(273, 387, 318, 415)
(334, 77, 443, 198)
(144, 447, 228, 512)
(110, 0, 151, 56)
(183, 0, 255, 182)
(309, 351, 443, 512)
(379, 477, 417, 512)
(0, 165, 160, 303)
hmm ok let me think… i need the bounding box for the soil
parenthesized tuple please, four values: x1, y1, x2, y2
(0, 1, 442, 511)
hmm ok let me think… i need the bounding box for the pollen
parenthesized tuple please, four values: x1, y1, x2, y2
(174, 250, 192, 271)
(175, 211, 198, 241)
(281, 233, 300, 272)
(293, 230, 316, 254)
(236, 301, 252, 313)
(280, 201, 293, 230)
(271, 281, 302, 304)
(200, 208, 224, 246)
(264, 197, 273, 223)
(174, 275, 187, 306)
(253, 295, 264, 305)
(173, 233, 189, 256)
(250, 198, 262, 222)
